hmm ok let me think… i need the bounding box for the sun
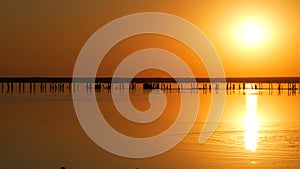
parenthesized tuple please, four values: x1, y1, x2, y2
(241, 24, 263, 44)
(235, 20, 268, 47)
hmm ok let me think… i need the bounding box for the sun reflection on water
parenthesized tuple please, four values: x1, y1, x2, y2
(244, 85, 259, 152)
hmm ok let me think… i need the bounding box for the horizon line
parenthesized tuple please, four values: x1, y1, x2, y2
(0, 76, 300, 83)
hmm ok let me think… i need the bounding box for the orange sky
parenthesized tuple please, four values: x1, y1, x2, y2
(0, 0, 299, 77)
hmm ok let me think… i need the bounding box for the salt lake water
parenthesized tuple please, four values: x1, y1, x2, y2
(0, 83, 300, 169)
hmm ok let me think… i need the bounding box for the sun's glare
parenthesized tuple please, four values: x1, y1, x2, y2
(235, 20, 268, 47)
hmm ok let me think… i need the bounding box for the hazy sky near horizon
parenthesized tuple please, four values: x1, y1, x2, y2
(1, 0, 300, 77)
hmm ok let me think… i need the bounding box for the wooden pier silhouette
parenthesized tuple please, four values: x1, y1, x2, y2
(0, 77, 299, 96)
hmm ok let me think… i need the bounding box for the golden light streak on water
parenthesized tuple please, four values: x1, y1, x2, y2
(244, 84, 259, 152)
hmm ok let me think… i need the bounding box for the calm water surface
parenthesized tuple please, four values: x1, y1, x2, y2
(0, 83, 300, 169)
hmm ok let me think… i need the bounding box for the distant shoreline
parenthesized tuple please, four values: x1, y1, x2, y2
(0, 77, 300, 83)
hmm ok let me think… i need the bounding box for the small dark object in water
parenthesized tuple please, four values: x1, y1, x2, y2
(95, 84, 101, 89)
(143, 83, 159, 89)
(143, 83, 153, 89)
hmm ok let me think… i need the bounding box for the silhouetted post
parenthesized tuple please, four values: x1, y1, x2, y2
(73, 83, 76, 93)
(292, 83, 296, 95)
(271, 83, 273, 90)
(1, 82, 3, 93)
(292, 83, 296, 90)
(60, 83, 64, 93)
(6, 82, 10, 93)
(40, 83, 43, 92)
(203, 84, 207, 94)
(22, 83, 25, 93)
(29, 83, 32, 93)
(215, 83, 219, 90)
(9, 83, 13, 93)
(86, 82, 89, 91)
(54, 83, 57, 92)
(39, 83, 42, 93)
(291, 83, 295, 90)
(58, 83, 61, 93)
(243, 83, 245, 90)
(19, 82, 21, 93)
(53, 83, 56, 92)
(59, 83, 62, 92)
(55, 83, 58, 92)
(232, 84, 235, 90)
(259, 83, 262, 90)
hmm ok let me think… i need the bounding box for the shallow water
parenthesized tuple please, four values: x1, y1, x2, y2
(0, 83, 299, 169)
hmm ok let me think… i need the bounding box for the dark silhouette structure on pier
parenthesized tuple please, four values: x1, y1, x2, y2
(0, 77, 299, 96)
